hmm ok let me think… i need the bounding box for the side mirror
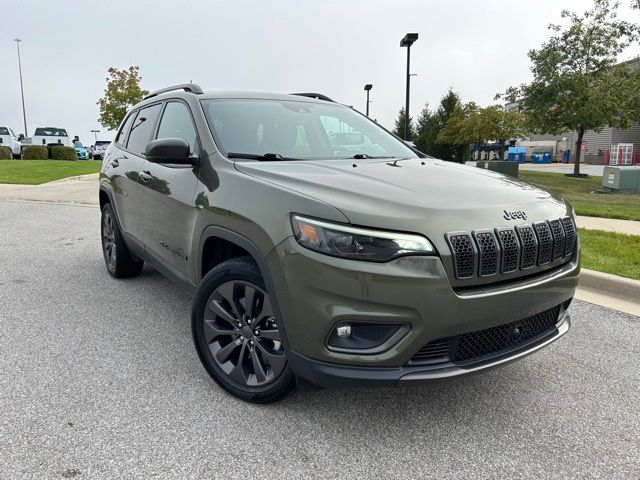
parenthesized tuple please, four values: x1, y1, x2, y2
(144, 138, 196, 164)
(18, 134, 25, 141)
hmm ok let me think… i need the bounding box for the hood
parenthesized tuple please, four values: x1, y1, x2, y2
(235, 158, 570, 239)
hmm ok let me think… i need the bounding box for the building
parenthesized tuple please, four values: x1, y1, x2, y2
(506, 57, 640, 164)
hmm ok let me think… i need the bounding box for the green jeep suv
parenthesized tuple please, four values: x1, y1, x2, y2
(99, 84, 579, 403)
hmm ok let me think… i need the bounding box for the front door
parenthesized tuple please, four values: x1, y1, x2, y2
(137, 100, 201, 282)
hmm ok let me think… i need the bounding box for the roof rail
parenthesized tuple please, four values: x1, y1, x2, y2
(290, 92, 335, 102)
(144, 83, 204, 100)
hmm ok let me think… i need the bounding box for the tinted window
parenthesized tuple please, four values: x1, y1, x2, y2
(126, 103, 162, 155)
(115, 113, 136, 146)
(202, 99, 417, 159)
(0, 127, 9, 135)
(156, 102, 197, 154)
(34, 128, 68, 136)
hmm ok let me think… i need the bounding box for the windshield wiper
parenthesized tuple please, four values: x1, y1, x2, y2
(227, 152, 290, 161)
(351, 154, 396, 159)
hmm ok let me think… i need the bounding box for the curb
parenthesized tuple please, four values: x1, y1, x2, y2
(45, 173, 99, 184)
(577, 269, 640, 317)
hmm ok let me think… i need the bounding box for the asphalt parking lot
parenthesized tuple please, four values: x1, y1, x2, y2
(0, 201, 638, 479)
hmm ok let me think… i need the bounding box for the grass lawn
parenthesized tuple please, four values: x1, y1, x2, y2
(519, 170, 640, 221)
(579, 228, 640, 280)
(0, 160, 102, 185)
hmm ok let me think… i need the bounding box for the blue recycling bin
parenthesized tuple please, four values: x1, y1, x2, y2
(507, 147, 526, 163)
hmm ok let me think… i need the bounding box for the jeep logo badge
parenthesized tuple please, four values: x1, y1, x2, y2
(503, 210, 527, 221)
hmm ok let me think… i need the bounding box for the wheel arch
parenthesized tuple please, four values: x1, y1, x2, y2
(198, 226, 291, 350)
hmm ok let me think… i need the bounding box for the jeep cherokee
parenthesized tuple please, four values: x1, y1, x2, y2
(99, 84, 579, 403)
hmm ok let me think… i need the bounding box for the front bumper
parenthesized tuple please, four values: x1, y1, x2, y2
(266, 236, 579, 380)
(288, 312, 570, 387)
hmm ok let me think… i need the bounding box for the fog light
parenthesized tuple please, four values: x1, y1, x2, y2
(336, 325, 352, 337)
(327, 323, 409, 354)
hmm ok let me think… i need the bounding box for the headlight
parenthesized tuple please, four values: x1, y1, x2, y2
(291, 215, 436, 262)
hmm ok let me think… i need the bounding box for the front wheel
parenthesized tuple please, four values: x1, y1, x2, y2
(192, 257, 295, 403)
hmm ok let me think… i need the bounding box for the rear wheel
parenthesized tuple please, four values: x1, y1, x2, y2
(100, 203, 144, 278)
(192, 257, 295, 403)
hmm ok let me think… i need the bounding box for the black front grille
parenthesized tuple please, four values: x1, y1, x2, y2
(409, 305, 563, 366)
(516, 225, 538, 270)
(562, 217, 576, 257)
(495, 228, 520, 273)
(474, 231, 499, 277)
(534, 222, 553, 265)
(446, 233, 476, 279)
(548, 219, 566, 261)
(447, 217, 576, 280)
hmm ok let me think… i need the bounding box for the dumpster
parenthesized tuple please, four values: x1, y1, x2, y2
(507, 146, 526, 163)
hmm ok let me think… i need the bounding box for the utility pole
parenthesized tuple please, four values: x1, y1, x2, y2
(14, 39, 28, 136)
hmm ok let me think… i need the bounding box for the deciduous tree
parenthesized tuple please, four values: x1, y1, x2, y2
(501, 0, 640, 176)
(97, 66, 149, 131)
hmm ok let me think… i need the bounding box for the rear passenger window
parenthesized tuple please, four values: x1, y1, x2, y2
(126, 103, 162, 155)
(156, 102, 198, 154)
(115, 112, 136, 146)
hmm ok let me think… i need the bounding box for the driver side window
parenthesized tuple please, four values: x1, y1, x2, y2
(156, 102, 198, 155)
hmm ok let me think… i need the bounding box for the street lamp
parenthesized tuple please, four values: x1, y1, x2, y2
(364, 84, 372, 117)
(91, 129, 100, 142)
(400, 33, 418, 140)
(14, 39, 28, 137)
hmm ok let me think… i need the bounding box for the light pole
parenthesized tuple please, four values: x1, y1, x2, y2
(400, 33, 418, 140)
(364, 84, 372, 117)
(14, 39, 28, 137)
(91, 129, 100, 142)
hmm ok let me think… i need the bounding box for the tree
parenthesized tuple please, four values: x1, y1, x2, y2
(437, 104, 527, 160)
(97, 66, 149, 130)
(502, 0, 640, 176)
(392, 107, 415, 141)
(414, 103, 440, 156)
(434, 89, 465, 162)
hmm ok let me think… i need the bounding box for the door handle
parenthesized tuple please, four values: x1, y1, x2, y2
(110, 159, 120, 168)
(138, 170, 153, 182)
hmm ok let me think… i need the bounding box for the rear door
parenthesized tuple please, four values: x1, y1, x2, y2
(137, 100, 201, 282)
(105, 103, 163, 244)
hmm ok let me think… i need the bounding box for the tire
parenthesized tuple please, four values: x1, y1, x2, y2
(100, 203, 144, 278)
(192, 257, 295, 403)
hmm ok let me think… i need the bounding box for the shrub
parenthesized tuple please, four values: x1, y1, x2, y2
(0, 146, 12, 160)
(51, 146, 78, 161)
(22, 145, 48, 160)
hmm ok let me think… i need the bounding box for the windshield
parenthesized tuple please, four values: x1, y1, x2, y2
(74, 141, 84, 148)
(34, 128, 68, 137)
(201, 99, 417, 160)
(95, 141, 110, 146)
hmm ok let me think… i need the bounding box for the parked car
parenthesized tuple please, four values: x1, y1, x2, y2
(91, 140, 111, 160)
(72, 139, 89, 160)
(24, 127, 72, 147)
(99, 84, 579, 403)
(0, 126, 22, 158)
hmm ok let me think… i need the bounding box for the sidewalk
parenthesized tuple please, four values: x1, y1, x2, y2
(0, 173, 99, 206)
(576, 215, 640, 235)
